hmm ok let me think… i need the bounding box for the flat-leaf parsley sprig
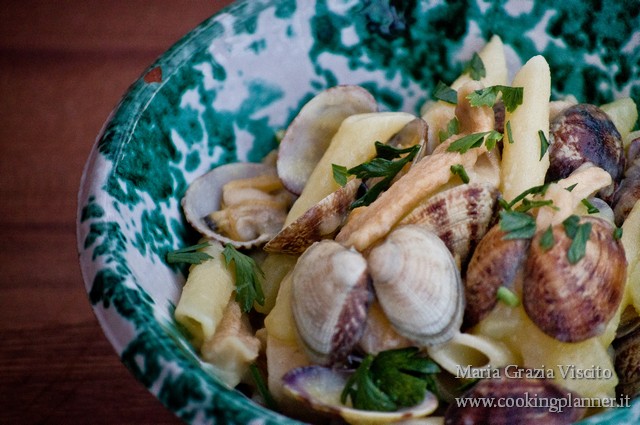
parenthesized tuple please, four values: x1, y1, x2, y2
(341, 347, 440, 412)
(167, 241, 265, 313)
(333, 142, 421, 209)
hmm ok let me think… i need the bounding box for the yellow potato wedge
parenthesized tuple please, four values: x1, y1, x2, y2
(600, 97, 638, 142)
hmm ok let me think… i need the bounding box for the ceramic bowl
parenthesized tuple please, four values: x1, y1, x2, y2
(77, 0, 640, 423)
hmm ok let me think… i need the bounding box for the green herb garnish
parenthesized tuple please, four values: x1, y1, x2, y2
(222, 244, 265, 312)
(439, 117, 460, 142)
(506, 120, 514, 144)
(538, 130, 549, 159)
(539, 225, 555, 251)
(433, 81, 458, 104)
(166, 242, 213, 265)
(502, 184, 550, 211)
(497, 286, 520, 307)
(450, 164, 470, 183)
(499, 210, 537, 240)
(334, 142, 421, 209)
(581, 198, 600, 214)
(464, 52, 486, 81)
(250, 364, 279, 411)
(341, 347, 440, 411)
(467, 85, 524, 113)
(614, 227, 624, 240)
(565, 183, 578, 192)
(562, 215, 592, 264)
(446, 130, 503, 154)
(332, 164, 349, 187)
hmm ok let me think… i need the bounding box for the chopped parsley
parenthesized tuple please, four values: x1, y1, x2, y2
(222, 244, 265, 312)
(166, 242, 213, 265)
(333, 142, 421, 209)
(341, 347, 440, 411)
(539, 225, 555, 251)
(538, 130, 549, 159)
(450, 164, 470, 183)
(499, 210, 537, 240)
(497, 286, 520, 307)
(467, 85, 524, 113)
(581, 198, 600, 214)
(439, 117, 460, 143)
(562, 215, 592, 264)
(614, 227, 623, 240)
(433, 81, 458, 104)
(505, 120, 514, 144)
(464, 52, 486, 81)
(446, 130, 503, 154)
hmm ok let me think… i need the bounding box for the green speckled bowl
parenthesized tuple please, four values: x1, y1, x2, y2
(77, 1, 640, 423)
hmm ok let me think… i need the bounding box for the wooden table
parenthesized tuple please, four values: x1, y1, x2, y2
(0, 1, 234, 423)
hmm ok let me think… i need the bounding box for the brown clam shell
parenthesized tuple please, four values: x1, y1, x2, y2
(264, 179, 361, 254)
(546, 103, 625, 202)
(444, 369, 585, 424)
(399, 182, 500, 268)
(614, 324, 640, 398)
(291, 240, 373, 365)
(523, 216, 627, 343)
(463, 224, 530, 329)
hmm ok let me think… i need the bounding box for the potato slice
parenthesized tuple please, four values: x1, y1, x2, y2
(284, 112, 415, 225)
(500, 55, 551, 202)
(175, 241, 235, 348)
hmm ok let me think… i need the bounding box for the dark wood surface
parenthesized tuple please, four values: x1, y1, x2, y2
(0, 1, 235, 423)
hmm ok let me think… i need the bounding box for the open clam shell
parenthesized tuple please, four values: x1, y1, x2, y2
(282, 366, 439, 425)
(277, 85, 378, 195)
(264, 179, 361, 254)
(181, 162, 283, 248)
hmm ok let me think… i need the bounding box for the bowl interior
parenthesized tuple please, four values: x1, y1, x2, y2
(77, 1, 640, 423)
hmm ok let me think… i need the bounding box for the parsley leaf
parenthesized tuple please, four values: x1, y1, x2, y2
(467, 85, 524, 113)
(539, 225, 555, 251)
(342, 348, 440, 411)
(222, 244, 265, 312)
(464, 52, 486, 81)
(166, 242, 213, 265)
(446, 130, 503, 154)
(499, 210, 537, 240)
(538, 130, 549, 159)
(562, 216, 592, 264)
(614, 227, 623, 240)
(439, 117, 460, 142)
(335, 142, 421, 209)
(450, 164, 470, 183)
(433, 81, 458, 104)
(505, 120, 514, 144)
(502, 184, 549, 211)
(581, 198, 599, 214)
(332, 164, 349, 187)
(497, 286, 520, 307)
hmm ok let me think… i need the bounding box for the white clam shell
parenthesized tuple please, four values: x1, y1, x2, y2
(291, 240, 372, 365)
(181, 162, 280, 248)
(368, 225, 464, 347)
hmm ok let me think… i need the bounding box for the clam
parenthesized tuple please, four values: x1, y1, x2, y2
(463, 224, 530, 328)
(613, 136, 640, 225)
(290, 240, 373, 365)
(546, 103, 625, 202)
(282, 366, 438, 424)
(182, 161, 294, 248)
(264, 179, 361, 254)
(399, 183, 500, 268)
(444, 370, 585, 424)
(614, 321, 640, 398)
(522, 216, 627, 342)
(277, 85, 378, 195)
(368, 225, 464, 347)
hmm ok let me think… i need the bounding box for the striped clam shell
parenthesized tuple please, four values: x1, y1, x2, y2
(399, 182, 500, 268)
